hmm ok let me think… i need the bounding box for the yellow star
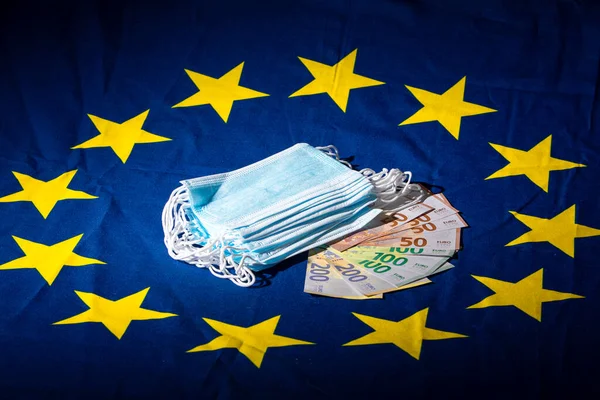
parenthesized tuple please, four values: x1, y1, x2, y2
(343, 308, 467, 360)
(0, 234, 104, 285)
(72, 110, 171, 163)
(53, 288, 177, 339)
(486, 135, 585, 192)
(173, 62, 269, 122)
(289, 49, 385, 112)
(0, 170, 97, 218)
(187, 315, 314, 368)
(400, 76, 496, 139)
(507, 205, 600, 257)
(468, 269, 583, 321)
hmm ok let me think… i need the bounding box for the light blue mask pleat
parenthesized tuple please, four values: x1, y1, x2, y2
(242, 206, 383, 272)
(185, 169, 369, 240)
(185, 143, 354, 229)
(186, 178, 374, 248)
(201, 168, 365, 234)
(236, 176, 373, 241)
(241, 196, 376, 255)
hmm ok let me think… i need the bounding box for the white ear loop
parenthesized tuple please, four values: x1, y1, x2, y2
(316, 145, 353, 168)
(161, 185, 257, 287)
(317, 144, 427, 212)
(360, 168, 426, 212)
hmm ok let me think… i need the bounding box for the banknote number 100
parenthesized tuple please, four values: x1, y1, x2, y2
(389, 247, 424, 254)
(309, 262, 330, 282)
(358, 260, 392, 273)
(372, 252, 408, 266)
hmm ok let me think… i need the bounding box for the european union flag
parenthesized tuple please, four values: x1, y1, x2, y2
(1, 0, 599, 398)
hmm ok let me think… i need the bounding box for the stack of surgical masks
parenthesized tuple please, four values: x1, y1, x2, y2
(162, 143, 426, 287)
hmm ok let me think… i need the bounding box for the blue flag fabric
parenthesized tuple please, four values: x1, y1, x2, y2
(1, 0, 599, 398)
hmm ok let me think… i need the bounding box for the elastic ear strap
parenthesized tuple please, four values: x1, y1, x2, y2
(162, 185, 210, 260)
(315, 145, 422, 206)
(213, 246, 258, 287)
(315, 145, 427, 211)
(316, 145, 353, 168)
(162, 185, 257, 287)
(162, 185, 192, 259)
(361, 168, 427, 212)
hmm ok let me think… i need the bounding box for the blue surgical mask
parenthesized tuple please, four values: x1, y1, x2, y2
(193, 172, 374, 244)
(198, 168, 367, 237)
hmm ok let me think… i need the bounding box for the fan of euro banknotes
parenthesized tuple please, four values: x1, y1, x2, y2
(304, 187, 465, 300)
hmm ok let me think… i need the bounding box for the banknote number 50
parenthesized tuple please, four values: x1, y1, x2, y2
(399, 237, 427, 247)
(411, 223, 436, 234)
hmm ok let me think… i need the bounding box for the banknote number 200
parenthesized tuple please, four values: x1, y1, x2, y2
(309, 262, 330, 282)
(334, 264, 368, 282)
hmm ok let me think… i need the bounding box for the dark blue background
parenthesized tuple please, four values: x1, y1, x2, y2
(1, 0, 599, 398)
